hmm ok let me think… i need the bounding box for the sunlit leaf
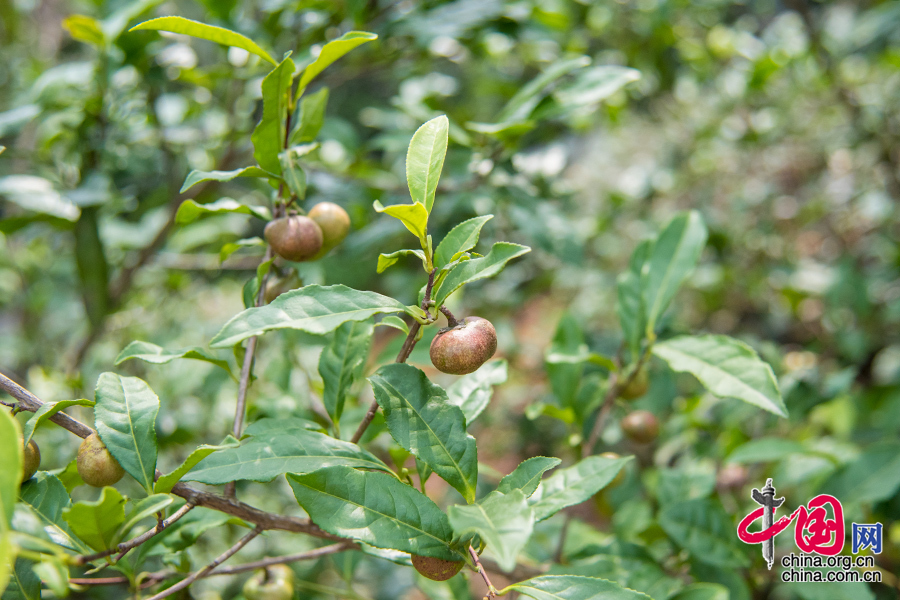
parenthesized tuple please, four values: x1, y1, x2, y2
(175, 198, 270, 225)
(298, 31, 377, 91)
(61, 486, 126, 551)
(504, 575, 653, 600)
(0, 409, 23, 530)
(19, 473, 88, 552)
(373, 200, 429, 245)
(434, 242, 530, 306)
(130, 16, 276, 65)
(406, 115, 449, 213)
(659, 499, 749, 567)
(434, 215, 493, 271)
(319, 321, 373, 426)
(530, 454, 632, 521)
(179, 166, 270, 193)
(377, 249, 427, 273)
(22, 399, 94, 445)
(252, 56, 295, 174)
(497, 457, 561, 497)
(154, 436, 240, 493)
(448, 490, 533, 572)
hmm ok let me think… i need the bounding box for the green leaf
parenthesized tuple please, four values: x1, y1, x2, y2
(369, 364, 478, 503)
(726, 438, 809, 464)
(377, 249, 427, 273)
(617, 239, 651, 359)
(821, 442, 900, 503)
(448, 490, 533, 572)
(406, 115, 449, 213)
(434, 242, 531, 306)
(503, 575, 653, 600)
(19, 473, 88, 552)
(445, 359, 507, 424)
(497, 457, 561, 497)
(175, 198, 270, 225)
(377, 315, 410, 335)
(75, 207, 110, 328)
(642, 211, 708, 333)
(243, 417, 322, 436)
(179, 166, 270, 193)
(553, 66, 641, 108)
(154, 436, 240, 493)
(660, 499, 749, 568)
(117, 494, 173, 541)
(129, 16, 276, 65)
(22, 399, 94, 445)
(279, 147, 308, 199)
(252, 56, 295, 174)
(290, 87, 329, 144)
(185, 429, 391, 484)
(319, 321, 373, 426)
(670, 583, 731, 600)
(656, 465, 716, 506)
(545, 314, 585, 408)
(0, 176, 79, 221)
(61, 486, 126, 551)
(7, 557, 41, 600)
(63, 15, 105, 46)
(0, 408, 22, 531)
(94, 373, 160, 493)
(496, 56, 591, 123)
(652, 335, 787, 418)
(287, 466, 458, 560)
(220, 237, 266, 263)
(210, 284, 406, 348)
(530, 455, 632, 521)
(297, 31, 378, 91)
(434, 215, 493, 271)
(115, 341, 233, 377)
(373, 200, 429, 246)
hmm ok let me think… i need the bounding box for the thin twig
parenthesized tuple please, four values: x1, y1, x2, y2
(207, 541, 357, 576)
(553, 515, 572, 564)
(75, 503, 195, 565)
(439, 305, 460, 327)
(144, 526, 262, 600)
(0, 372, 93, 438)
(469, 546, 498, 599)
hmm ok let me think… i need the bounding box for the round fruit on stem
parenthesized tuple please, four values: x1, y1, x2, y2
(308, 202, 350, 257)
(264, 215, 323, 262)
(22, 439, 41, 482)
(243, 565, 294, 600)
(411, 554, 464, 581)
(429, 316, 497, 375)
(77, 433, 126, 487)
(620, 410, 659, 444)
(619, 367, 649, 400)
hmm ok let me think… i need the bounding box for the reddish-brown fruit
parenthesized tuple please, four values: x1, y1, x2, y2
(717, 463, 748, 489)
(429, 316, 497, 375)
(308, 202, 350, 256)
(599, 452, 626, 487)
(77, 433, 125, 487)
(621, 410, 659, 444)
(22, 440, 41, 482)
(264, 271, 302, 304)
(264, 216, 323, 262)
(411, 555, 464, 581)
(619, 368, 649, 400)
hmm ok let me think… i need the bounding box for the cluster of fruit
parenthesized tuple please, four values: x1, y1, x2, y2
(21, 433, 124, 487)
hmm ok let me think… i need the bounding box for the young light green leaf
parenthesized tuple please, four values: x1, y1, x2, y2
(94, 373, 160, 493)
(496, 56, 591, 123)
(210, 284, 406, 347)
(19, 473, 89, 552)
(179, 166, 270, 193)
(63, 15, 105, 47)
(530, 454, 632, 521)
(220, 237, 266, 263)
(278, 148, 308, 199)
(298, 31, 378, 91)
(175, 198, 270, 225)
(22, 398, 94, 445)
(546, 314, 585, 409)
(406, 115, 449, 213)
(553, 65, 641, 108)
(448, 490, 533, 572)
(252, 56, 295, 174)
(0, 175, 80, 221)
(115, 341, 233, 377)
(503, 575, 653, 600)
(497, 457, 561, 497)
(659, 499, 750, 567)
(319, 321, 373, 427)
(0, 408, 23, 531)
(369, 364, 478, 503)
(290, 87, 329, 144)
(117, 494, 173, 541)
(617, 239, 651, 359)
(61, 486, 126, 551)
(642, 211, 708, 333)
(434, 242, 531, 306)
(445, 359, 507, 424)
(434, 215, 493, 271)
(377, 315, 410, 335)
(377, 249, 428, 273)
(129, 16, 276, 65)
(373, 200, 429, 245)
(0, 535, 10, 595)
(154, 436, 240, 493)
(185, 430, 391, 484)
(287, 466, 459, 560)
(652, 335, 787, 418)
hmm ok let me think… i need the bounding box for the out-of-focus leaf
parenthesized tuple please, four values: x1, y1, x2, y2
(377, 249, 427, 273)
(445, 359, 507, 423)
(74, 207, 110, 328)
(497, 56, 591, 123)
(498, 457, 561, 497)
(179, 166, 269, 193)
(94, 373, 160, 493)
(115, 341, 233, 377)
(279, 147, 308, 199)
(530, 455, 632, 521)
(659, 499, 749, 567)
(185, 430, 391, 484)
(727, 438, 810, 463)
(504, 575, 652, 600)
(287, 466, 459, 560)
(63, 15, 105, 46)
(320, 321, 373, 427)
(298, 32, 377, 91)
(242, 417, 322, 436)
(617, 239, 651, 360)
(656, 465, 716, 506)
(32, 560, 67, 598)
(448, 490, 533, 572)
(406, 115, 449, 213)
(130, 16, 276, 65)
(545, 314, 584, 409)
(19, 474, 87, 552)
(154, 436, 240, 493)
(369, 364, 478, 503)
(671, 583, 731, 600)
(23, 399, 94, 445)
(290, 87, 329, 144)
(0, 106, 40, 137)
(117, 494, 173, 541)
(553, 66, 641, 108)
(252, 56, 295, 174)
(377, 315, 410, 335)
(434, 215, 493, 271)
(373, 200, 429, 245)
(434, 242, 531, 306)
(6, 557, 41, 600)
(653, 335, 787, 418)
(61, 486, 126, 551)
(821, 442, 900, 503)
(220, 237, 266, 263)
(175, 198, 270, 225)
(210, 285, 406, 347)
(0, 409, 23, 531)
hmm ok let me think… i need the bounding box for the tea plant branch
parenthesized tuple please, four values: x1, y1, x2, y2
(469, 545, 498, 600)
(351, 267, 437, 444)
(144, 525, 263, 600)
(439, 305, 460, 327)
(207, 541, 357, 576)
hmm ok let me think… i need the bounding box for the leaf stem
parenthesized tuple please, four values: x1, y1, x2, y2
(469, 545, 498, 599)
(439, 305, 460, 327)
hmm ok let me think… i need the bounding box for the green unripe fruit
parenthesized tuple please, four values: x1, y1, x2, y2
(264, 271, 302, 304)
(22, 440, 41, 482)
(429, 316, 497, 375)
(308, 202, 350, 256)
(77, 433, 125, 487)
(599, 452, 626, 487)
(264, 215, 323, 262)
(619, 368, 649, 400)
(620, 410, 659, 444)
(243, 565, 294, 600)
(411, 554, 464, 581)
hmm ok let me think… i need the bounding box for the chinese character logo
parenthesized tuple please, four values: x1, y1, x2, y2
(852, 523, 882, 554)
